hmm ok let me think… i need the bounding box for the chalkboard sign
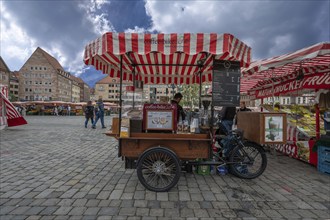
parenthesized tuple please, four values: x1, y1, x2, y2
(212, 60, 241, 107)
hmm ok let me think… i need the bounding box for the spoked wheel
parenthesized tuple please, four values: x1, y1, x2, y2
(229, 141, 267, 179)
(136, 147, 181, 192)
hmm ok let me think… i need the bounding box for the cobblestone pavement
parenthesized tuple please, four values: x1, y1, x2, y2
(0, 116, 329, 220)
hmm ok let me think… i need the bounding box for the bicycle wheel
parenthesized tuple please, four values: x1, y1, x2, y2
(136, 147, 181, 192)
(228, 141, 267, 179)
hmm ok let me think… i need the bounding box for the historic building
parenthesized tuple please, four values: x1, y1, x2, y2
(17, 47, 89, 102)
(9, 71, 19, 101)
(70, 75, 81, 102)
(94, 75, 174, 104)
(0, 56, 10, 89)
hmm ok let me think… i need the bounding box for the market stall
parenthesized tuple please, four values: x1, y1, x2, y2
(84, 32, 267, 191)
(241, 42, 330, 166)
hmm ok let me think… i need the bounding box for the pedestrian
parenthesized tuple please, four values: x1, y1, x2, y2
(92, 98, 106, 129)
(67, 105, 71, 116)
(84, 101, 94, 128)
(54, 106, 58, 116)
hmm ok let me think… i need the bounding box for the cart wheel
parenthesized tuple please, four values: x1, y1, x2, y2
(136, 147, 181, 192)
(229, 141, 267, 179)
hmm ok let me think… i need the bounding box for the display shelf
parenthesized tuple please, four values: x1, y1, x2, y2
(262, 104, 326, 139)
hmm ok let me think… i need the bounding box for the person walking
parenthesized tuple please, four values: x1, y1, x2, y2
(54, 106, 58, 116)
(67, 105, 71, 116)
(84, 101, 94, 128)
(92, 98, 106, 129)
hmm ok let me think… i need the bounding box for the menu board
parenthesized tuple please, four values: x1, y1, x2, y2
(212, 60, 241, 107)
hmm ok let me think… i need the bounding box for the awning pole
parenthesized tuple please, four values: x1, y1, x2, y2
(132, 67, 135, 109)
(199, 69, 202, 109)
(271, 68, 275, 109)
(315, 89, 320, 139)
(118, 55, 123, 157)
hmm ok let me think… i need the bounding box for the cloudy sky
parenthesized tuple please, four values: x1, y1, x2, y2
(1, 0, 329, 87)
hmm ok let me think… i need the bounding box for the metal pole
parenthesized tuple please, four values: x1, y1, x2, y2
(199, 69, 202, 109)
(118, 55, 123, 157)
(271, 67, 275, 109)
(132, 67, 135, 109)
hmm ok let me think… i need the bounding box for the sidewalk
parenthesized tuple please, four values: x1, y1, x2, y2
(0, 116, 329, 220)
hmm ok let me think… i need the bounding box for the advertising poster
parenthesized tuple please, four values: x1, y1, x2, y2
(147, 111, 173, 130)
(265, 116, 284, 142)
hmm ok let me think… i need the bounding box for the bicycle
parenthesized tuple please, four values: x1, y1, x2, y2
(211, 121, 268, 179)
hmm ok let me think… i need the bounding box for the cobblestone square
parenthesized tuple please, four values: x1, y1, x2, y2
(1, 116, 329, 219)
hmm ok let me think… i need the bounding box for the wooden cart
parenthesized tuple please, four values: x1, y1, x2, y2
(85, 32, 267, 192)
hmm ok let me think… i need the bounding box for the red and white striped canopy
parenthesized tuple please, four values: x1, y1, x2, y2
(0, 87, 27, 127)
(241, 42, 330, 92)
(84, 33, 251, 84)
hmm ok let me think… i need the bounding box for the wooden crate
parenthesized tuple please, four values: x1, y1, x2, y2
(237, 112, 287, 145)
(111, 117, 119, 134)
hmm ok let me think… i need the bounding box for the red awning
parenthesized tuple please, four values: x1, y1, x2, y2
(241, 42, 330, 95)
(84, 33, 251, 84)
(0, 89, 27, 127)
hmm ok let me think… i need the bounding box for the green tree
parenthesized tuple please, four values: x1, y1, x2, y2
(9, 93, 18, 101)
(180, 84, 200, 109)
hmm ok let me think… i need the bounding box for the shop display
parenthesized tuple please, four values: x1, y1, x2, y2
(262, 104, 326, 138)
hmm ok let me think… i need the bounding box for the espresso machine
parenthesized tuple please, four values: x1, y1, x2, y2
(200, 95, 212, 127)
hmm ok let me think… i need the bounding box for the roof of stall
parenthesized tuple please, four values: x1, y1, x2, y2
(83, 32, 251, 85)
(241, 42, 330, 92)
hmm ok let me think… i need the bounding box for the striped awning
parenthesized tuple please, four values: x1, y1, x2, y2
(0, 88, 27, 127)
(241, 42, 330, 92)
(84, 33, 251, 84)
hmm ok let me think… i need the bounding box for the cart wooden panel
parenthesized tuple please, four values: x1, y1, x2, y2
(119, 133, 211, 160)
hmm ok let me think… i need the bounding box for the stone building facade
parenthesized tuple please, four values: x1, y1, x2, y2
(9, 71, 19, 101)
(0, 56, 10, 89)
(70, 75, 81, 102)
(18, 47, 73, 101)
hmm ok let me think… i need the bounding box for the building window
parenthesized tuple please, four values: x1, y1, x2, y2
(31, 67, 33, 70)
(25, 88, 28, 92)
(39, 67, 42, 70)
(44, 67, 46, 70)
(49, 89, 51, 92)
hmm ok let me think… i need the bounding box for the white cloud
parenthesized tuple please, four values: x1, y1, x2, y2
(0, 3, 36, 70)
(270, 34, 293, 56)
(78, 0, 115, 35)
(143, 0, 329, 60)
(124, 26, 148, 33)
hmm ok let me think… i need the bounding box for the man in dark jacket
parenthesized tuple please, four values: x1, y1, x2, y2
(84, 101, 94, 128)
(171, 92, 186, 122)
